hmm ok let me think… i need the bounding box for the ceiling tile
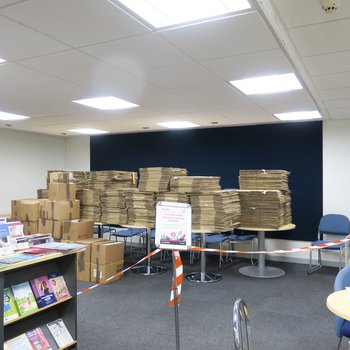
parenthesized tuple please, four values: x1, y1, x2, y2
(319, 87, 350, 100)
(312, 71, 350, 90)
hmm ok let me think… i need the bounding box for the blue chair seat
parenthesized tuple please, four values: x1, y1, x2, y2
(94, 225, 114, 236)
(342, 320, 350, 338)
(205, 234, 228, 244)
(311, 240, 344, 250)
(110, 228, 145, 238)
(228, 234, 256, 242)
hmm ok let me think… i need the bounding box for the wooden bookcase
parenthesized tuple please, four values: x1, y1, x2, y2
(0, 251, 78, 349)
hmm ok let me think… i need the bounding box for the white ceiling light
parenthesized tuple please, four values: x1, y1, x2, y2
(274, 111, 322, 121)
(114, 0, 251, 29)
(0, 58, 6, 64)
(68, 128, 109, 135)
(157, 121, 200, 129)
(72, 96, 139, 110)
(0, 111, 29, 121)
(229, 73, 303, 95)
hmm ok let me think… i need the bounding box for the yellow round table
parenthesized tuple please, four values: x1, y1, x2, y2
(327, 289, 350, 321)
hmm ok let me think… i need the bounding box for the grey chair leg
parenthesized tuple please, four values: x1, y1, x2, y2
(308, 249, 322, 274)
(336, 335, 342, 350)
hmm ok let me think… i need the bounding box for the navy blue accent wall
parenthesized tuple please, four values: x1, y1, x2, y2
(90, 121, 322, 241)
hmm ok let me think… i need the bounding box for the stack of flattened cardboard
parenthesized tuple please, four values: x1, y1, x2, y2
(190, 190, 241, 231)
(87, 170, 138, 191)
(126, 189, 156, 227)
(239, 170, 290, 191)
(76, 189, 101, 222)
(100, 190, 128, 225)
(47, 170, 89, 190)
(37, 189, 48, 199)
(138, 167, 187, 192)
(170, 176, 221, 193)
(157, 192, 189, 204)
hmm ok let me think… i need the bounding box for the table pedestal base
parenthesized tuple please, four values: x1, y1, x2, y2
(239, 265, 285, 278)
(185, 272, 222, 283)
(131, 265, 167, 275)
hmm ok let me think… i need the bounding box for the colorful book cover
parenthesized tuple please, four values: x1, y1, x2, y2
(26, 327, 52, 350)
(3, 287, 19, 323)
(47, 318, 74, 348)
(5, 333, 34, 350)
(0, 222, 10, 242)
(48, 272, 71, 301)
(7, 222, 24, 238)
(30, 275, 57, 308)
(11, 281, 38, 316)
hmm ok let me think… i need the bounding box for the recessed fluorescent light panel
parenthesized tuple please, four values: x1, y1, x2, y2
(68, 128, 109, 135)
(157, 121, 200, 129)
(274, 111, 322, 121)
(0, 111, 29, 121)
(72, 96, 139, 110)
(0, 58, 6, 63)
(229, 73, 303, 95)
(115, 0, 251, 29)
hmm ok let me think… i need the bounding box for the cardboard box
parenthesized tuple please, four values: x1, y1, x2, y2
(22, 220, 39, 235)
(77, 261, 90, 282)
(49, 172, 73, 183)
(38, 219, 64, 240)
(39, 200, 80, 220)
(62, 219, 94, 241)
(75, 237, 107, 262)
(91, 241, 125, 265)
(19, 200, 41, 221)
(48, 183, 76, 201)
(11, 200, 21, 220)
(90, 260, 124, 284)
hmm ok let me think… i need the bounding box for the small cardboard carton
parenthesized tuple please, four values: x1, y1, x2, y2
(90, 260, 124, 284)
(62, 219, 94, 241)
(38, 219, 64, 240)
(91, 241, 125, 265)
(75, 237, 107, 262)
(77, 261, 90, 282)
(22, 220, 39, 235)
(19, 200, 41, 221)
(48, 183, 76, 201)
(11, 200, 21, 220)
(39, 200, 80, 220)
(49, 172, 73, 183)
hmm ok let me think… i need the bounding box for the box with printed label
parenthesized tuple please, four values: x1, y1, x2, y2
(49, 171, 73, 183)
(39, 200, 80, 220)
(74, 237, 107, 262)
(38, 219, 64, 240)
(91, 241, 125, 265)
(77, 260, 90, 282)
(48, 183, 76, 201)
(90, 260, 124, 284)
(22, 220, 39, 235)
(19, 200, 41, 221)
(62, 219, 93, 241)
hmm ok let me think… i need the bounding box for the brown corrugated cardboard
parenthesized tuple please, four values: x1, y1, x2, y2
(19, 200, 41, 221)
(49, 172, 73, 183)
(39, 200, 80, 220)
(38, 219, 64, 240)
(22, 220, 39, 235)
(62, 219, 94, 241)
(90, 260, 124, 284)
(77, 261, 90, 282)
(91, 241, 125, 265)
(48, 183, 76, 201)
(11, 200, 21, 220)
(75, 237, 107, 262)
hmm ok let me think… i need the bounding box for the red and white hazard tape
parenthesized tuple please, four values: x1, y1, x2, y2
(169, 251, 183, 307)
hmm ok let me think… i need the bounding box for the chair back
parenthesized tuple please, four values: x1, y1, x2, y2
(319, 214, 350, 238)
(233, 298, 252, 350)
(334, 265, 350, 336)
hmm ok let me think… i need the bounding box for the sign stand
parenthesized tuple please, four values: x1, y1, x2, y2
(172, 250, 181, 350)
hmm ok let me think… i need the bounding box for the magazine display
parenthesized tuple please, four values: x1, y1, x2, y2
(5, 334, 33, 350)
(48, 272, 71, 301)
(26, 327, 52, 350)
(3, 287, 19, 322)
(7, 222, 24, 238)
(47, 318, 74, 348)
(30, 275, 57, 308)
(11, 281, 38, 316)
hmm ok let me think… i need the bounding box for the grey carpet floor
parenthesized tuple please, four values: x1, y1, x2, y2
(77, 254, 345, 350)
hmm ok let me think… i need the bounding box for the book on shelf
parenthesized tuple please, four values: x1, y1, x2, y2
(47, 318, 74, 348)
(5, 333, 33, 350)
(11, 281, 38, 316)
(0, 222, 10, 242)
(26, 327, 53, 350)
(30, 275, 57, 308)
(3, 287, 19, 322)
(48, 272, 71, 301)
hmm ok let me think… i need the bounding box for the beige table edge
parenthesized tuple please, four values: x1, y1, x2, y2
(327, 290, 350, 321)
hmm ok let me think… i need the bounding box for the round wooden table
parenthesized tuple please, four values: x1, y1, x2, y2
(327, 289, 350, 321)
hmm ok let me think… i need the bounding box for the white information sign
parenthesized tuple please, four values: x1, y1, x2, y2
(155, 201, 192, 251)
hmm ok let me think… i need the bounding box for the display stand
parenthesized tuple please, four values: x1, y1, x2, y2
(0, 251, 79, 349)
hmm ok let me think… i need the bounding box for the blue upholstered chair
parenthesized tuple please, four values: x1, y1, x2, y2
(308, 214, 350, 274)
(334, 265, 350, 349)
(94, 224, 114, 238)
(227, 231, 257, 265)
(205, 233, 229, 269)
(233, 298, 252, 350)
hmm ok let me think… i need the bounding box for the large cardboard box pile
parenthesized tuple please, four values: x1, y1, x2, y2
(90, 241, 125, 284)
(62, 219, 94, 241)
(48, 171, 76, 201)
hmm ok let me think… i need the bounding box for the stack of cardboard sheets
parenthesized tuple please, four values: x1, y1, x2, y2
(170, 176, 221, 193)
(157, 192, 189, 204)
(190, 190, 241, 231)
(239, 170, 290, 191)
(100, 190, 128, 225)
(87, 171, 137, 191)
(138, 167, 187, 192)
(76, 189, 101, 222)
